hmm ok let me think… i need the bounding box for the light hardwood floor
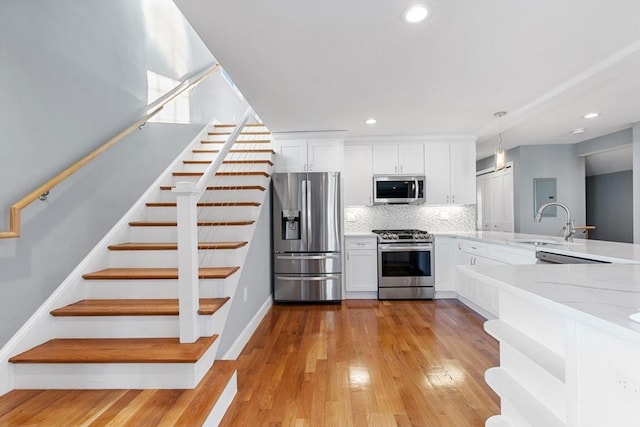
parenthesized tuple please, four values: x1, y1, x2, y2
(221, 299, 500, 426)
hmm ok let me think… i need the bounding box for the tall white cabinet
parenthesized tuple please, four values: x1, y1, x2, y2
(478, 165, 514, 232)
(424, 141, 476, 205)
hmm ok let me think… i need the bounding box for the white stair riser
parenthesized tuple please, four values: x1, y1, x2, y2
(84, 278, 233, 299)
(156, 189, 267, 203)
(144, 206, 260, 222)
(129, 225, 255, 242)
(53, 303, 231, 339)
(171, 175, 270, 187)
(191, 152, 273, 161)
(203, 372, 237, 427)
(109, 247, 247, 268)
(11, 339, 220, 390)
(181, 163, 271, 173)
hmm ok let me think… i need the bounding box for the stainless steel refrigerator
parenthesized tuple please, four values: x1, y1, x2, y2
(272, 172, 342, 302)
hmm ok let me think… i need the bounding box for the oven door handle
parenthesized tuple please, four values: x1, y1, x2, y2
(378, 244, 433, 251)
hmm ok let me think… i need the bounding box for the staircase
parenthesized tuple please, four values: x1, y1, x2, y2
(0, 121, 273, 424)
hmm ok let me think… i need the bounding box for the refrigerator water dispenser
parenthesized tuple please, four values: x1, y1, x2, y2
(282, 209, 300, 240)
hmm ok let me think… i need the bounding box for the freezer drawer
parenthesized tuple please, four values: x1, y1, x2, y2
(274, 252, 341, 275)
(274, 274, 342, 302)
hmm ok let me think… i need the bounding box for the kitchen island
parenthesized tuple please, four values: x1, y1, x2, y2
(459, 262, 640, 427)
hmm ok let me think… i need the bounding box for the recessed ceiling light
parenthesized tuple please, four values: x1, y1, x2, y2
(365, 118, 377, 125)
(404, 4, 428, 23)
(572, 128, 586, 134)
(583, 112, 600, 119)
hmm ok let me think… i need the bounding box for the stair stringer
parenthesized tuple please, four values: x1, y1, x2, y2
(0, 120, 226, 395)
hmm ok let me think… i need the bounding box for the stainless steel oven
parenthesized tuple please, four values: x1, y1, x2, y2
(373, 229, 434, 299)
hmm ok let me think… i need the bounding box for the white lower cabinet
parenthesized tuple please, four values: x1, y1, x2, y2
(345, 236, 378, 294)
(435, 237, 536, 317)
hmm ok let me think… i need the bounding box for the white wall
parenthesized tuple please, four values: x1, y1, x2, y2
(0, 0, 251, 348)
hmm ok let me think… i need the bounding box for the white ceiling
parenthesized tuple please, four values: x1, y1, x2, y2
(175, 0, 640, 160)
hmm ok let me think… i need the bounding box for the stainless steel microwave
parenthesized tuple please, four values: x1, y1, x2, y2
(373, 175, 425, 205)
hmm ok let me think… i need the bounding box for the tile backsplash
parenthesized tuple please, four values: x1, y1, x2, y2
(344, 204, 476, 233)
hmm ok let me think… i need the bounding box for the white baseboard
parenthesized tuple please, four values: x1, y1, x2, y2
(434, 291, 458, 299)
(203, 371, 237, 427)
(343, 291, 378, 300)
(221, 296, 272, 360)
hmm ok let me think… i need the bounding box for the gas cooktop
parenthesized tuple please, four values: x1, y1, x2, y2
(372, 229, 433, 243)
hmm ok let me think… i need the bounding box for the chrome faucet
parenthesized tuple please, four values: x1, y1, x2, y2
(534, 202, 576, 242)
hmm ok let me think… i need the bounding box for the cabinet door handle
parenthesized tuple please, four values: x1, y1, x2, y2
(446, 195, 449, 203)
(369, 196, 372, 205)
(309, 163, 313, 171)
(452, 195, 455, 203)
(394, 166, 398, 173)
(400, 165, 403, 173)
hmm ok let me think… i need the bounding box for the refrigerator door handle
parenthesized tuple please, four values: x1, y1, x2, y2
(306, 178, 312, 247)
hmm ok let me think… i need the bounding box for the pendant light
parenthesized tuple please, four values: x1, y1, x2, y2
(494, 111, 507, 171)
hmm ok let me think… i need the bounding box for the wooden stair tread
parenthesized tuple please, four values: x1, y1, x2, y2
(128, 220, 255, 227)
(50, 297, 230, 317)
(216, 123, 264, 127)
(108, 241, 247, 250)
(207, 131, 270, 135)
(159, 185, 265, 191)
(8, 335, 218, 364)
(172, 171, 270, 177)
(192, 148, 275, 153)
(0, 361, 238, 425)
(200, 139, 271, 144)
(183, 159, 273, 165)
(82, 267, 240, 280)
(146, 201, 261, 207)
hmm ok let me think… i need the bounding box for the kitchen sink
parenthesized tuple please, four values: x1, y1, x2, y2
(511, 238, 562, 246)
(511, 238, 586, 246)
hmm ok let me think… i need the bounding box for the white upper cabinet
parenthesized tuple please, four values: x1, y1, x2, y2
(425, 141, 475, 205)
(274, 136, 343, 172)
(372, 144, 424, 175)
(343, 145, 373, 206)
(449, 142, 476, 204)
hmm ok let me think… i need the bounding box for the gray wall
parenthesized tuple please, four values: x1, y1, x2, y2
(476, 144, 585, 236)
(218, 193, 272, 357)
(0, 1, 250, 348)
(586, 171, 633, 243)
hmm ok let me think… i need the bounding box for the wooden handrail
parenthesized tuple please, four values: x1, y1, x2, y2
(0, 63, 221, 239)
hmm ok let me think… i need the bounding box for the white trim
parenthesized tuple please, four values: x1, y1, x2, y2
(221, 296, 272, 360)
(344, 291, 378, 300)
(434, 291, 458, 299)
(345, 134, 476, 144)
(633, 123, 640, 243)
(273, 130, 348, 140)
(203, 371, 237, 427)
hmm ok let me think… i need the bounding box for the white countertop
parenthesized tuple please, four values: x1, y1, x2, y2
(344, 232, 377, 237)
(460, 263, 640, 344)
(436, 231, 640, 264)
